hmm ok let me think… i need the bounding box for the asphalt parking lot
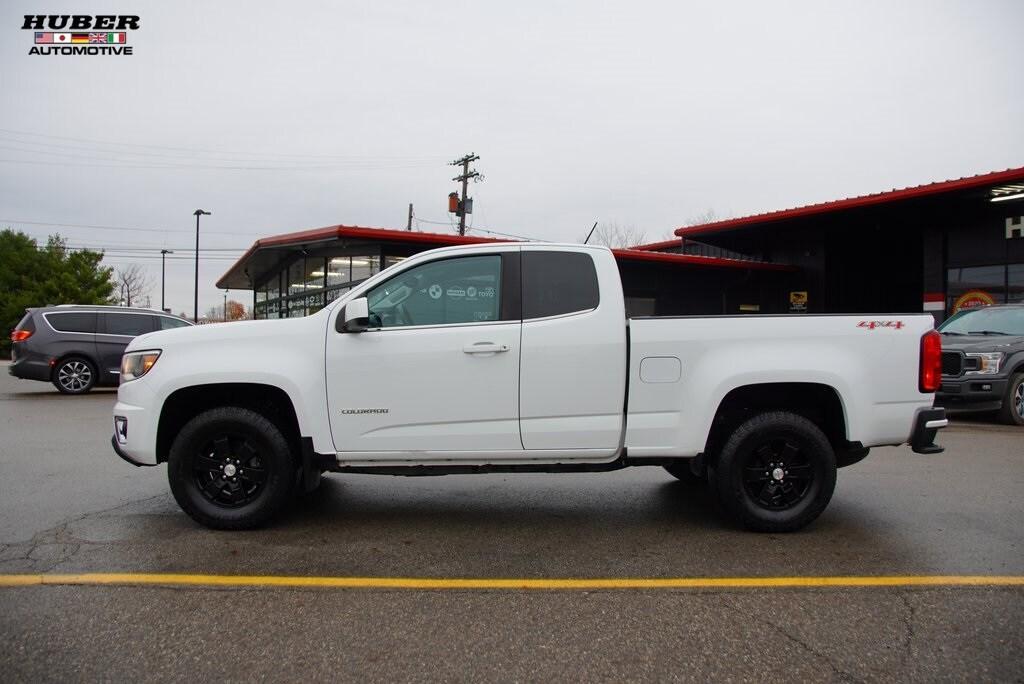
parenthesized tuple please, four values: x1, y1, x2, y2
(1, 363, 1022, 682)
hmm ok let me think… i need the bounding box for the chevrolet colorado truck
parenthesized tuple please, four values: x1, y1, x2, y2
(111, 243, 947, 532)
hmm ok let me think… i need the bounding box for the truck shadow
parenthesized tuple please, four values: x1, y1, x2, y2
(36, 469, 949, 580)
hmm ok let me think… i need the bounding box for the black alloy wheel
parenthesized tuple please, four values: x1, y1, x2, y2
(168, 407, 295, 530)
(741, 438, 815, 511)
(192, 434, 269, 508)
(712, 411, 836, 533)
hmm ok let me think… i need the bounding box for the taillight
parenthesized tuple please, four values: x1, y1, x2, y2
(10, 329, 32, 343)
(919, 330, 942, 393)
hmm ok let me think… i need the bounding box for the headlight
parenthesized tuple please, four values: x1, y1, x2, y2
(120, 350, 161, 382)
(965, 352, 1003, 375)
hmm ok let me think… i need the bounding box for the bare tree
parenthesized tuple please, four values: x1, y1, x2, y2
(112, 264, 154, 307)
(580, 221, 649, 248)
(682, 208, 728, 227)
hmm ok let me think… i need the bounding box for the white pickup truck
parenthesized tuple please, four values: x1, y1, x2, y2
(111, 243, 947, 532)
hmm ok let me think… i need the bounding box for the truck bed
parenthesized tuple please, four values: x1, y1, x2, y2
(625, 314, 937, 458)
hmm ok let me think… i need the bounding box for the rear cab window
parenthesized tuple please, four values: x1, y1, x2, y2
(45, 311, 98, 333)
(522, 251, 600, 319)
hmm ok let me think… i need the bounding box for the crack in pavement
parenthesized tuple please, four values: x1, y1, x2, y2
(897, 591, 916, 665)
(721, 594, 863, 683)
(0, 493, 170, 573)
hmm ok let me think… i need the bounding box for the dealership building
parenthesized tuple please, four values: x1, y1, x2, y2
(215, 226, 794, 320)
(217, 166, 1024, 321)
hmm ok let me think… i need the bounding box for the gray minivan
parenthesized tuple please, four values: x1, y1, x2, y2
(9, 305, 192, 394)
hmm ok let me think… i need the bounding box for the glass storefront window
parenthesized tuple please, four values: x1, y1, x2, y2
(305, 257, 326, 291)
(326, 287, 349, 303)
(307, 292, 325, 314)
(1010, 264, 1024, 304)
(327, 257, 350, 287)
(287, 260, 305, 298)
(351, 256, 380, 283)
(947, 265, 1006, 312)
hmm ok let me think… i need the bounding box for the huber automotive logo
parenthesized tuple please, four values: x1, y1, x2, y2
(22, 14, 139, 56)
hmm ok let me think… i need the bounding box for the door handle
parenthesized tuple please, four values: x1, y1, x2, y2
(463, 342, 510, 354)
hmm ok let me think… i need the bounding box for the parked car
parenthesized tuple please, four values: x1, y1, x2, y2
(936, 303, 1024, 425)
(110, 243, 946, 532)
(9, 305, 192, 394)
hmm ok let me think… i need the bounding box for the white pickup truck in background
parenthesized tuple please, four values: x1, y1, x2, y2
(111, 243, 947, 532)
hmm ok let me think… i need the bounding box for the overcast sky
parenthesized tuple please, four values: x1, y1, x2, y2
(2, 0, 1022, 314)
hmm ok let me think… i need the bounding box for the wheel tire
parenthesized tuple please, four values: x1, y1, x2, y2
(998, 373, 1024, 426)
(52, 357, 97, 395)
(663, 460, 706, 485)
(167, 407, 296, 530)
(712, 411, 836, 533)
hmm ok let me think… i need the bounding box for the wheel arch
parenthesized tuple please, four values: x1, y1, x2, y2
(156, 383, 302, 465)
(702, 382, 854, 466)
(50, 351, 100, 377)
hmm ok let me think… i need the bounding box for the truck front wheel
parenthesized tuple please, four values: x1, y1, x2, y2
(712, 411, 836, 533)
(997, 373, 1024, 426)
(167, 407, 296, 530)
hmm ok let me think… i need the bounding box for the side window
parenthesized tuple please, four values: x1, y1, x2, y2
(103, 313, 156, 336)
(522, 251, 600, 319)
(46, 312, 97, 333)
(159, 317, 191, 330)
(365, 255, 502, 328)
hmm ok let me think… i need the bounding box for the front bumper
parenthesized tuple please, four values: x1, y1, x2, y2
(909, 407, 947, 454)
(110, 377, 160, 466)
(936, 377, 1008, 413)
(111, 435, 154, 467)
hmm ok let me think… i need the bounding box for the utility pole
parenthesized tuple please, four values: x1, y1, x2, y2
(407, 203, 414, 231)
(160, 249, 173, 312)
(449, 153, 480, 236)
(193, 209, 211, 323)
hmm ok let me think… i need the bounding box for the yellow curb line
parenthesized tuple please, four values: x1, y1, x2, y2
(1, 574, 1023, 590)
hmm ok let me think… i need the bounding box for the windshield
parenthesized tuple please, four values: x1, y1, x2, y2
(938, 307, 1024, 335)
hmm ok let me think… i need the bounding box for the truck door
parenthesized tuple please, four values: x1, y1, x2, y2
(326, 250, 523, 456)
(518, 248, 627, 450)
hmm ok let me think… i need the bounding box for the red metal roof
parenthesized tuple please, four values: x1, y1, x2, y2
(217, 224, 792, 288)
(629, 237, 683, 251)
(610, 247, 793, 271)
(675, 166, 1024, 238)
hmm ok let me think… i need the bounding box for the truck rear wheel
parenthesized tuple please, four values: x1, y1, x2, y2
(167, 407, 295, 530)
(712, 411, 836, 533)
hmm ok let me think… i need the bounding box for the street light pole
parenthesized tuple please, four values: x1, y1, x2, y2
(160, 249, 173, 312)
(193, 209, 211, 323)
(223, 290, 228, 322)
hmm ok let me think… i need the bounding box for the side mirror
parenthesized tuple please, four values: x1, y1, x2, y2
(337, 297, 369, 333)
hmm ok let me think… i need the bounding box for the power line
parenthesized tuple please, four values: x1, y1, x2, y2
(1, 218, 258, 237)
(0, 157, 442, 172)
(0, 128, 448, 163)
